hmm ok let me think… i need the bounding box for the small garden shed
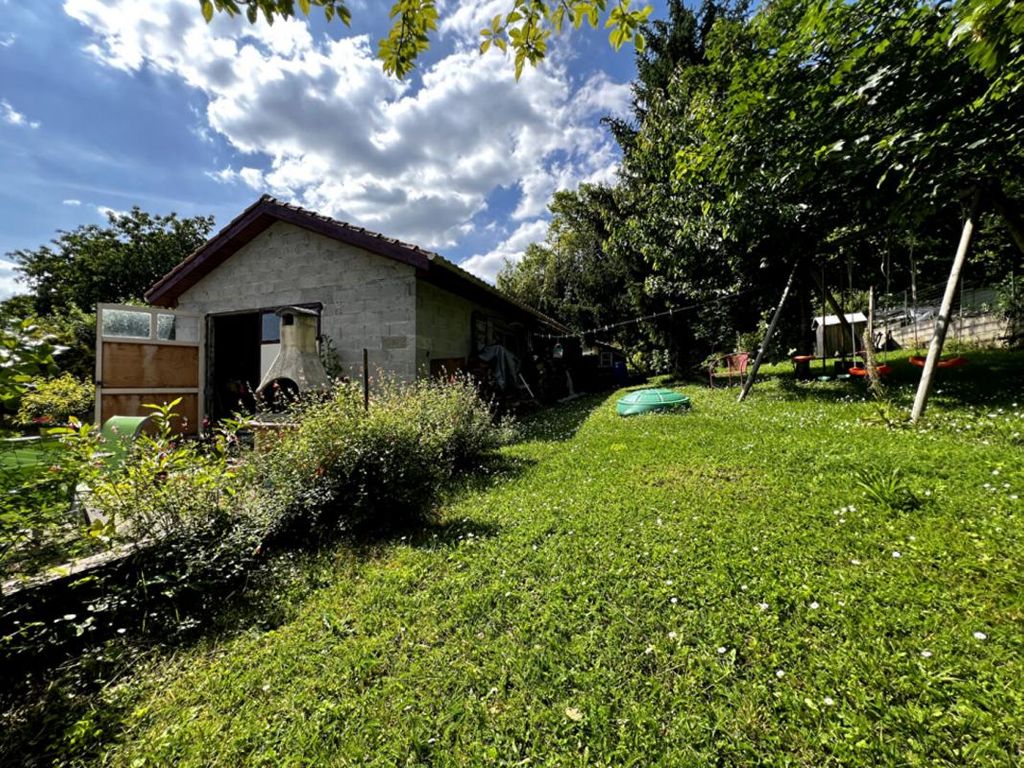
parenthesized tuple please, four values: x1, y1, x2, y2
(812, 312, 867, 357)
(94, 196, 568, 431)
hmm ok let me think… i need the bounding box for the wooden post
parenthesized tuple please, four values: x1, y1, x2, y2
(867, 286, 874, 352)
(911, 251, 921, 349)
(810, 267, 854, 357)
(738, 265, 797, 402)
(910, 191, 981, 423)
(820, 265, 827, 374)
(363, 348, 369, 412)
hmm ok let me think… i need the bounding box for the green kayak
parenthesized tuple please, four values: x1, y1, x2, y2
(616, 388, 691, 417)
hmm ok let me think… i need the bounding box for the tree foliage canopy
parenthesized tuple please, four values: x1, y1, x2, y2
(501, 0, 1023, 370)
(498, 184, 636, 332)
(202, 0, 654, 79)
(8, 208, 214, 317)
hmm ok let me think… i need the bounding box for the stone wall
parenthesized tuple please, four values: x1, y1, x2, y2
(176, 221, 418, 382)
(886, 313, 1011, 350)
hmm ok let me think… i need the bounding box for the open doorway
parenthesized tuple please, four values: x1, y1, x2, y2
(208, 312, 261, 421)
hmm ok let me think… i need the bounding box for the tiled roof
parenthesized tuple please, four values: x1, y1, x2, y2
(145, 195, 569, 333)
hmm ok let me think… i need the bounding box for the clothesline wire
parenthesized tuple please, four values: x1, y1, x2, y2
(532, 285, 761, 340)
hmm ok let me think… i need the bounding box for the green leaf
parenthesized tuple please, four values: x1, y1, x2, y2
(201, 0, 214, 23)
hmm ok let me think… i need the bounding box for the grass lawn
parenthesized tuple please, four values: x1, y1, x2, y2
(0, 438, 61, 485)
(61, 351, 1024, 765)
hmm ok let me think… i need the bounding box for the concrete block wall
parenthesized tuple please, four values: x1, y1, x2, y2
(414, 281, 474, 374)
(176, 222, 418, 383)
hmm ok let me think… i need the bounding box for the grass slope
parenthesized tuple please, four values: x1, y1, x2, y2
(81, 353, 1024, 765)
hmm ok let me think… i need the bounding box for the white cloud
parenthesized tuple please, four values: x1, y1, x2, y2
(0, 259, 24, 300)
(63, 0, 628, 268)
(438, 0, 509, 40)
(0, 33, 16, 48)
(62, 198, 82, 206)
(96, 204, 128, 219)
(461, 218, 549, 283)
(1, 99, 40, 129)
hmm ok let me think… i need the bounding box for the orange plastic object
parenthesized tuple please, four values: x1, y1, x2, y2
(850, 365, 892, 377)
(908, 355, 967, 368)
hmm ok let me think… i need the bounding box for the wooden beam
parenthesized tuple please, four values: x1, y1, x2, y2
(910, 190, 982, 423)
(809, 268, 853, 345)
(738, 265, 797, 402)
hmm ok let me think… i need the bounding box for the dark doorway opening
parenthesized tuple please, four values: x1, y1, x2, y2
(209, 312, 261, 421)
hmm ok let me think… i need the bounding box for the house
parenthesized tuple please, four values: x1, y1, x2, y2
(94, 196, 569, 431)
(812, 312, 867, 357)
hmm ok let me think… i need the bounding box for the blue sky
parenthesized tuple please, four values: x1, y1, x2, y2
(0, 1, 666, 299)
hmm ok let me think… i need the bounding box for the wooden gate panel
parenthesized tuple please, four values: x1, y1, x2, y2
(101, 343, 199, 389)
(96, 305, 203, 436)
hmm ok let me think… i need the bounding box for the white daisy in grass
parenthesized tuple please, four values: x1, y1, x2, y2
(757, 602, 769, 611)
(973, 631, 987, 641)
(810, 601, 820, 610)
(775, 669, 785, 678)
(892, 551, 902, 558)
(823, 696, 835, 707)
(668, 631, 678, 640)
(717, 646, 727, 654)
(921, 650, 933, 658)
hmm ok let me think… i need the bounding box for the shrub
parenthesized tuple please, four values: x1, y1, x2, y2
(0, 377, 509, 685)
(253, 376, 511, 538)
(65, 401, 243, 542)
(0, 318, 62, 423)
(17, 374, 93, 428)
(0, 439, 92, 581)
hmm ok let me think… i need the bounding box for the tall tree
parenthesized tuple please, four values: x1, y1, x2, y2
(9, 208, 214, 317)
(498, 184, 637, 336)
(607, 0, 760, 370)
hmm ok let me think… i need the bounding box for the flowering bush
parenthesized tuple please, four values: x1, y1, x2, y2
(16, 374, 94, 428)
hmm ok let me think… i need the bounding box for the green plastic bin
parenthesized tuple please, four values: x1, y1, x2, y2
(616, 388, 691, 417)
(100, 415, 154, 464)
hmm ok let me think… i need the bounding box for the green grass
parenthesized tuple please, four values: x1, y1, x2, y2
(0, 438, 61, 485)
(58, 351, 1024, 765)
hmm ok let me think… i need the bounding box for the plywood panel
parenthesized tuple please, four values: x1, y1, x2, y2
(99, 393, 199, 435)
(102, 342, 198, 388)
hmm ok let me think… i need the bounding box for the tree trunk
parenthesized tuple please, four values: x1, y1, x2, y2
(990, 183, 1024, 256)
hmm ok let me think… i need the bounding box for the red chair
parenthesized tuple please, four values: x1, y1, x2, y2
(709, 352, 750, 388)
